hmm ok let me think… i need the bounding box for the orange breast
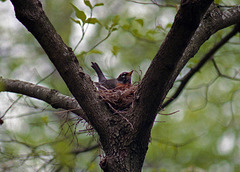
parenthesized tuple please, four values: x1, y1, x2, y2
(116, 83, 131, 89)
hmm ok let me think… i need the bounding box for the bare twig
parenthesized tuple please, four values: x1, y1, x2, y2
(159, 110, 180, 116)
(211, 59, 240, 81)
(1, 69, 56, 119)
(0, 78, 88, 121)
(126, 0, 177, 8)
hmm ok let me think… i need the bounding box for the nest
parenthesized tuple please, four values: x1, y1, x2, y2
(98, 85, 138, 113)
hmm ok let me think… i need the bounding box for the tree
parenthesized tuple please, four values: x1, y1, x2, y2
(1, 0, 240, 171)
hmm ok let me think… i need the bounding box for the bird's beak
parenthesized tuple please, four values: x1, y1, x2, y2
(127, 70, 133, 76)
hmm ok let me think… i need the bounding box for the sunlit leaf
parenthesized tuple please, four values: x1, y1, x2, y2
(156, 25, 164, 30)
(94, 3, 104, 7)
(111, 27, 118, 32)
(112, 45, 120, 56)
(166, 23, 172, 29)
(122, 24, 130, 30)
(132, 29, 140, 35)
(85, 18, 101, 25)
(84, 0, 93, 9)
(135, 19, 144, 27)
(88, 49, 103, 54)
(71, 4, 86, 23)
(0, 78, 5, 92)
(71, 17, 81, 25)
(113, 15, 120, 25)
(146, 29, 158, 35)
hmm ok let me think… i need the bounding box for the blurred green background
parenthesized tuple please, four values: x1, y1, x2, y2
(0, 0, 240, 171)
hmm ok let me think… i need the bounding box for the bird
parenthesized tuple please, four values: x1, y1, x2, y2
(91, 62, 133, 89)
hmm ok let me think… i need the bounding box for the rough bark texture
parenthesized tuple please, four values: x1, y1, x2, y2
(0, 77, 87, 121)
(6, 0, 240, 171)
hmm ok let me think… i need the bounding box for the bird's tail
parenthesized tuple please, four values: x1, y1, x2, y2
(91, 62, 107, 82)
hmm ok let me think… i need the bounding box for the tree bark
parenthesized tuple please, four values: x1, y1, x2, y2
(0, 77, 87, 121)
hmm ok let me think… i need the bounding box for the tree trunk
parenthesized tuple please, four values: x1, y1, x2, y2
(99, 114, 151, 171)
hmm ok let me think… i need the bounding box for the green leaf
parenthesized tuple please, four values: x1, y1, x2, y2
(146, 29, 158, 35)
(71, 17, 81, 25)
(156, 25, 164, 30)
(127, 17, 136, 23)
(71, 4, 86, 23)
(165, 23, 172, 29)
(85, 18, 101, 25)
(111, 27, 118, 32)
(112, 15, 120, 25)
(94, 3, 104, 7)
(132, 29, 139, 35)
(105, 25, 109, 30)
(112, 46, 120, 56)
(76, 11, 87, 23)
(0, 78, 5, 92)
(135, 19, 144, 27)
(88, 49, 103, 55)
(84, 0, 93, 9)
(122, 24, 130, 30)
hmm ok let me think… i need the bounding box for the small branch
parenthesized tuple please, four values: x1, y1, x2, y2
(162, 23, 240, 108)
(126, 0, 177, 8)
(0, 77, 88, 121)
(88, 30, 112, 52)
(159, 110, 179, 116)
(71, 144, 99, 155)
(211, 59, 240, 81)
(1, 69, 56, 119)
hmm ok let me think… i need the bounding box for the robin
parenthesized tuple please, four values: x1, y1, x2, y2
(91, 62, 133, 89)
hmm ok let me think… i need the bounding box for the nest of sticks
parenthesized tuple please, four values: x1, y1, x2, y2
(98, 85, 138, 113)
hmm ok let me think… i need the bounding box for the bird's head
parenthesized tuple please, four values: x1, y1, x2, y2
(117, 70, 133, 84)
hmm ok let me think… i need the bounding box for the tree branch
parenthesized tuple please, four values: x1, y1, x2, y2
(162, 23, 240, 108)
(133, 0, 213, 131)
(178, 4, 240, 73)
(10, 0, 112, 143)
(160, 5, 240, 109)
(0, 77, 88, 121)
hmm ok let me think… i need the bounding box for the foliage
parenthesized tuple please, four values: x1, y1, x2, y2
(0, 0, 240, 171)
